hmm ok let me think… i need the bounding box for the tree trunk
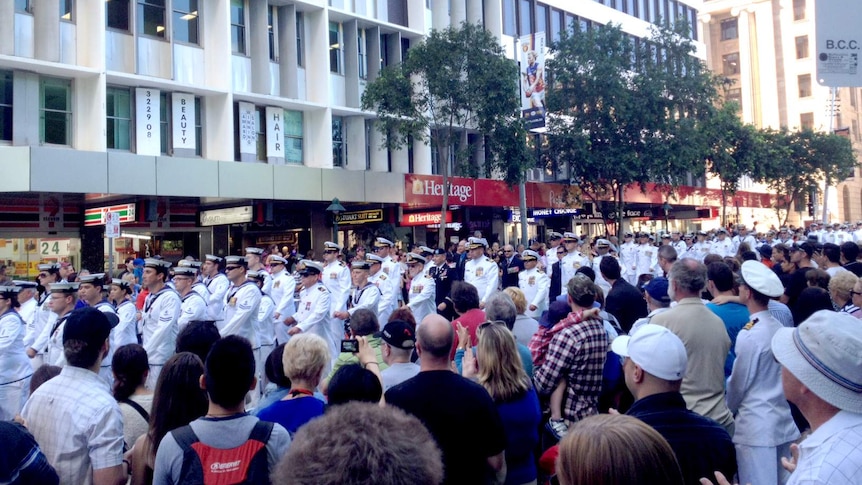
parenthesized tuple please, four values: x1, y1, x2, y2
(617, 184, 624, 236)
(438, 132, 450, 249)
(721, 186, 728, 227)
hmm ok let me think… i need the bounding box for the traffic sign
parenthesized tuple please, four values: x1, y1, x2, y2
(816, 0, 862, 87)
(106, 211, 120, 239)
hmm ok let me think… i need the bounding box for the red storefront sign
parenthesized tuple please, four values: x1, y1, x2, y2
(403, 174, 775, 211)
(401, 211, 453, 226)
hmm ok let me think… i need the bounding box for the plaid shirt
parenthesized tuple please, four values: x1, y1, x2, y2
(528, 309, 585, 366)
(533, 313, 608, 423)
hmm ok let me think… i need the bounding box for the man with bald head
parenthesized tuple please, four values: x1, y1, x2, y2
(386, 315, 506, 485)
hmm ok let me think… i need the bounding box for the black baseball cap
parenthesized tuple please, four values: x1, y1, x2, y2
(63, 307, 119, 350)
(377, 320, 415, 349)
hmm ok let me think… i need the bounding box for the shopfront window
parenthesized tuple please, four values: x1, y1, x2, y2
(40, 77, 72, 146)
(0, 70, 11, 142)
(0, 238, 80, 280)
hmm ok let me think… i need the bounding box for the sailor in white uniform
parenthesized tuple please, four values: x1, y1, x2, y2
(25, 263, 62, 370)
(321, 241, 351, 346)
(367, 254, 397, 324)
(173, 266, 208, 332)
(245, 247, 272, 296)
(463, 237, 499, 308)
(0, 285, 32, 421)
(141, 258, 181, 389)
(78, 273, 118, 384)
(109, 278, 139, 350)
(519, 250, 550, 319)
(560, 232, 590, 289)
(202, 254, 230, 320)
(41, 283, 79, 368)
(286, 261, 335, 358)
(269, 255, 296, 345)
(404, 253, 436, 325)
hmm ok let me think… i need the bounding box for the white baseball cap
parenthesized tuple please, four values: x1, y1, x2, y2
(611, 324, 687, 381)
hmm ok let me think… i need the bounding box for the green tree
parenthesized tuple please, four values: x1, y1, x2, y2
(703, 101, 768, 226)
(754, 128, 857, 227)
(361, 22, 531, 246)
(545, 21, 722, 233)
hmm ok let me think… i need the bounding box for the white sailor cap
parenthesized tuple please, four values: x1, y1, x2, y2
(548, 232, 564, 240)
(205, 254, 223, 262)
(224, 255, 247, 266)
(78, 273, 107, 286)
(0, 286, 21, 297)
(596, 238, 611, 248)
(172, 267, 197, 277)
(405, 253, 427, 265)
(418, 246, 434, 255)
(111, 279, 132, 290)
(351, 261, 371, 270)
(247, 270, 267, 281)
(144, 258, 172, 270)
(297, 260, 323, 275)
(562, 232, 578, 242)
(13, 280, 37, 289)
(466, 237, 488, 249)
(245, 247, 264, 256)
(50, 282, 79, 294)
(37, 263, 61, 272)
(661, 233, 671, 239)
(323, 241, 343, 252)
(521, 250, 540, 261)
(374, 237, 394, 248)
(177, 259, 202, 269)
(268, 255, 288, 265)
(365, 254, 384, 264)
(740, 261, 784, 298)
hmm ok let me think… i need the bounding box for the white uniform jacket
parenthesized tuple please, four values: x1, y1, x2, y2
(220, 281, 262, 346)
(519, 267, 550, 319)
(141, 287, 182, 366)
(178, 291, 208, 331)
(464, 256, 499, 305)
(204, 273, 230, 320)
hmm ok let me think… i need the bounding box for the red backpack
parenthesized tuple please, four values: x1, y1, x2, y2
(172, 421, 274, 485)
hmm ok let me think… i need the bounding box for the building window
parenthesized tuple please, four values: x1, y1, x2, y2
(800, 112, 814, 130)
(722, 52, 740, 76)
(720, 18, 738, 40)
(106, 0, 130, 30)
(296, 12, 304, 67)
(160, 92, 169, 154)
(332, 116, 345, 167)
(40, 77, 72, 146)
(329, 22, 343, 74)
(60, 0, 73, 21)
(14, 0, 31, 13)
(536, 3, 547, 43)
(793, 0, 805, 20)
(0, 71, 11, 142)
(254, 107, 267, 161)
(502, 0, 516, 36)
(138, 0, 166, 38)
(798, 74, 812, 98)
(519, 0, 533, 36)
(726, 87, 742, 110)
(194, 97, 202, 156)
(268, 7, 276, 61)
(230, 0, 246, 54)
(795, 35, 808, 59)
(550, 8, 562, 42)
(285, 110, 303, 164)
(172, 0, 199, 45)
(358, 29, 367, 79)
(852, 119, 859, 142)
(106, 87, 132, 150)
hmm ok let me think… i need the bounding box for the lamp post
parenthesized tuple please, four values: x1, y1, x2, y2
(662, 201, 672, 233)
(325, 197, 346, 243)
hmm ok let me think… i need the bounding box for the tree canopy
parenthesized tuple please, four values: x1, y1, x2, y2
(544, 21, 722, 233)
(361, 22, 532, 246)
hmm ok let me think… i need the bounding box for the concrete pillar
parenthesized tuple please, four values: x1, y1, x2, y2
(473, 134, 485, 174)
(369, 122, 388, 172)
(12, 72, 40, 146)
(305, 9, 329, 104)
(391, 146, 409, 174)
(74, 74, 106, 151)
(76, 0, 104, 69)
(466, 0, 483, 26)
(451, 0, 466, 27)
(33, 0, 60, 62)
(0, 1, 14, 56)
(345, 116, 366, 171)
(484, 0, 503, 39)
(204, 93, 234, 160)
(306, 108, 333, 168)
(413, 128, 432, 175)
(278, 5, 298, 99)
(249, 0, 270, 95)
(344, 20, 360, 108)
(367, 26, 381, 81)
(205, 0, 230, 91)
(431, 0, 448, 31)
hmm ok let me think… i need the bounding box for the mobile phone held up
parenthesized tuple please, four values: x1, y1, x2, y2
(341, 339, 359, 353)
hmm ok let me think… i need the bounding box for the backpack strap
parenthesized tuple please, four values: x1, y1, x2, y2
(248, 420, 274, 443)
(171, 424, 200, 451)
(119, 398, 150, 423)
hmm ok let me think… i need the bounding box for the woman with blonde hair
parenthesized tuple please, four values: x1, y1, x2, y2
(461, 322, 541, 485)
(828, 270, 861, 316)
(556, 414, 684, 485)
(503, 287, 539, 348)
(256, 333, 330, 437)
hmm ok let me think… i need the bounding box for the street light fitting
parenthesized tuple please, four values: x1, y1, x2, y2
(326, 198, 346, 214)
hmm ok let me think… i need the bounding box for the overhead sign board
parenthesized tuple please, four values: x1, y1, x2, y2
(200, 206, 253, 226)
(815, 0, 862, 86)
(105, 212, 120, 239)
(84, 204, 136, 226)
(334, 209, 384, 225)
